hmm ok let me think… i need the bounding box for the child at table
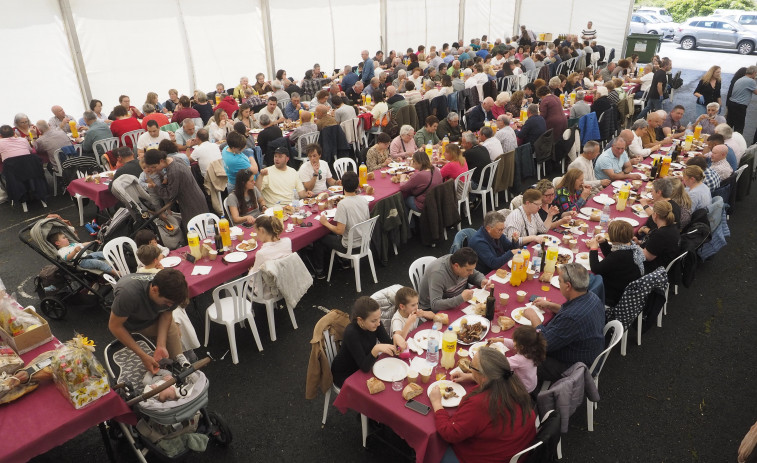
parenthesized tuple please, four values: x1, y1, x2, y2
(48, 232, 119, 278)
(135, 229, 169, 256)
(501, 326, 546, 393)
(330, 297, 397, 388)
(390, 287, 436, 351)
(136, 244, 163, 273)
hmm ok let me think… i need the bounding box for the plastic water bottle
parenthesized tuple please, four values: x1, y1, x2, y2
(291, 188, 301, 209)
(600, 204, 610, 231)
(532, 244, 542, 272)
(426, 332, 439, 366)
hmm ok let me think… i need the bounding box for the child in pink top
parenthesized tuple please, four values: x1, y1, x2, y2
(503, 325, 547, 393)
(439, 143, 468, 181)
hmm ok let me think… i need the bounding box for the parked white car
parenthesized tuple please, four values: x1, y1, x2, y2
(716, 11, 757, 32)
(629, 13, 675, 39)
(636, 6, 673, 22)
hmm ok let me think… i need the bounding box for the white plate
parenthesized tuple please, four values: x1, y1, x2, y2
(387, 167, 415, 175)
(613, 217, 639, 227)
(611, 180, 628, 189)
(160, 256, 181, 268)
(551, 275, 560, 288)
(465, 288, 489, 304)
(650, 154, 662, 160)
(468, 340, 508, 358)
(449, 315, 490, 345)
(511, 306, 544, 326)
(322, 209, 336, 219)
(575, 251, 600, 269)
(556, 247, 574, 264)
(360, 195, 375, 202)
(235, 241, 258, 252)
(388, 162, 407, 169)
(372, 357, 408, 382)
(328, 186, 343, 193)
(412, 329, 437, 351)
(670, 162, 684, 169)
(631, 204, 648, 217)
(580, 207, 600, 216)
(223, 251, 247, 263)
(593, 195, 615, 206)
(427, 380, 466, 407)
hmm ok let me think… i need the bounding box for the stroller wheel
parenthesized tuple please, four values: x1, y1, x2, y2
(40, 297, 67, 320)
(207, 411, 233, 446)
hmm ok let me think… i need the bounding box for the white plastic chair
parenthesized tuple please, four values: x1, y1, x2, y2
(187, 212, 221, 239)
(586, 320, 623, 432)
(72, 170, 87, 226)
(408, 256, 436, 292)
(326, 216, 378, 293)
(102, 237, 137, 284)
(510, 194, 523, 210)
(248, 269, 299, 342)
(92, 137, 119, 170)
(50, 145, 82, 196)
(509, 441, 543, 463)
(321, 328, 369, 445)
(658, 251, 688, 327)
(121, 129, 145, 155)
(454, 168, 476, 229)
(469, 159, 500, 220)
(277, 98, 290, 111)
(333, 158, 357, 180)
(295, 131, 320, 161)
(203, 275, 263, 364)
(222, 196, 232, 220)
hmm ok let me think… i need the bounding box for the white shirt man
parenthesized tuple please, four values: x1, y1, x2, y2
(256, 148, 306, 205)
(479, 128, 504, 161)
(188, 129, 222, 177)
(136, 123, 171, 156)
(568, 141, 610, 190)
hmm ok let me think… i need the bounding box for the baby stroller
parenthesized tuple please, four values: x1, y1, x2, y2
(99, 174, 183, 249)
(104, 334, 231, 462)
(19, 216, 112, 320)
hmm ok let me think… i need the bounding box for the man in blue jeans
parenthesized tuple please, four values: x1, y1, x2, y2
(638, 57, 672, 120)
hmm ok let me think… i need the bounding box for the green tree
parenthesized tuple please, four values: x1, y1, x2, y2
(660, 0, 757, 22)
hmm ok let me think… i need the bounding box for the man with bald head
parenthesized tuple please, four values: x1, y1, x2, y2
(345, 81, 364, 106)
(34, 120, 74, 172)
(594, 137, 642, 181)
(466, 96, 494, 132)
(290, 111, 317, 146)
(641, 111, 670, 148)
(315, 104, 337, 131)
(709, 145, 733, 181)
(49, 106, 76, 133)
(386, 85, 408, 111)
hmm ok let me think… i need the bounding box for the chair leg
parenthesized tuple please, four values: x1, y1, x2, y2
(204, 313, 210, 347)
(481, 193, 488, 220)
(464, 199, 471, 225)
(353, 257, 362, 293)
(225, 323, 239, 364)
(265, 301, 277, 341)
(637, 313, 642, 346)
(246, 314, 263, 351)
(557, 437, 562, 459)
(361, 413, 369, 447)
(286, 302, 298, 330)
(367, 253, 378, 284)
(587, 398, 594, 432)
(392, 243, 398, 255)
(22, 202, 28, 213)
(322, 388, 332, 425)
(326, 250, 336, 282)
(76, 194, 84, 226)
(620, 331, 628, 356)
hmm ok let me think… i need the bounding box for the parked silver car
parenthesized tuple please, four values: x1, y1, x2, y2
(675, 16, 757, 54)
(630, 13, 675, 38)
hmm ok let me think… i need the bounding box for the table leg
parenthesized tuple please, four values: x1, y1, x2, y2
(98, 422, 117, 463)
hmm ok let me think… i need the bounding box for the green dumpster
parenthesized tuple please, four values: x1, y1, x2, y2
(626, 33, 662, 63)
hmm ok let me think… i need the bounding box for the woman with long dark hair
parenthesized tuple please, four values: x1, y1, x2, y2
(430, 347, 537, 462)
(228, 169, 266, 225)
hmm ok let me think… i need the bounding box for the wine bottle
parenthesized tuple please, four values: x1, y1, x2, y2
(214, 224, 225, 255)
(485, 286, 495, 321)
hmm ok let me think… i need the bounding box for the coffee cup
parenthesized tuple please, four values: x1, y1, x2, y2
(516, 290, 527, 302)
(407, 369, 418, 384)
(594, 225, 603, 235)
(381, 170, 387, 178)
(208, 250, 218, 261)
(499, 293, 510, 306)
(318, 201, 327, 211)
(420, 367, 432, 384)
(526, 269, 536, 280)
(562, 234, 573, 245)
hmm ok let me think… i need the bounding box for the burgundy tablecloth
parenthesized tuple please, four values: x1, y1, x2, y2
(174, 173, 401, 297)
(67, 177, 119, 210)
(0, 339, 135, 463)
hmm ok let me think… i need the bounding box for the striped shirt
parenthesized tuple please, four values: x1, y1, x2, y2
(504, 206, 548, 244)
(537, 291, 605, 367)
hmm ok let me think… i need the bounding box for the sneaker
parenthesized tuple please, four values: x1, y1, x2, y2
(314, 270, 326, 280)
(175, 353, 191, 368)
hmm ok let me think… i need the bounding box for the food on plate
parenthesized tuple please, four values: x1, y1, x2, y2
(302, 197, 318, 206)
(402, 382, 423, 400)
(433, 313, 449, 325)
(316, 192, 329, 202)
(457, 358, 472, 373)
(238, 240, 256, 251)
(470, 303, 486, 316)
(497, 316, 515, 331)
(458, 321, 485, 344)
(495, 268, 508, 279)
(328, 186, 343, 193)
(557, 253, 571, 264)
(576, 252, 589, 260)
(457, 348, 468, 357)
(282, 205, 295, 215)
(442, 384, 459, 400)
(512, 311, 523, 322)
(329, 196, 344, 208)
(367, 377, 385, 395)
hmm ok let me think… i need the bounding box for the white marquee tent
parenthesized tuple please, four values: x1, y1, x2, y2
(0, 0, 633, 125)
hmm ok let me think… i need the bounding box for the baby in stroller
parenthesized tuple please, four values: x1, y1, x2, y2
(48, 232, 119, 279)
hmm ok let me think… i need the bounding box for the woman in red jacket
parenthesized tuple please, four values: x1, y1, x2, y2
(430, 347, 536, 463)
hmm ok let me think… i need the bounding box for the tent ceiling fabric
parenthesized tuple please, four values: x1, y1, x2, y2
(0, 0, 632, 124)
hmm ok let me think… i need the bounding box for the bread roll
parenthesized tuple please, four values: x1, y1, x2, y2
(498, 316, 515, 331)
(402, 382, 423, 401)
(496, 268, 508, 279)
(433, 313, 449, 325)
(472, 303, 486, 316)
(457, 358, 472, 373)
(366, 377, 385, 395)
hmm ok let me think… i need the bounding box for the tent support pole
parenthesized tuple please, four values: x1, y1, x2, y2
(622, 0, 635, 57)
(58, 0, 91, 108)
(512, 0, 522, 37)
(458, 0, 465, 44)
(175, 0, 196, 93)
(380, 0, 387, 53)
(260, 0, 276, 79)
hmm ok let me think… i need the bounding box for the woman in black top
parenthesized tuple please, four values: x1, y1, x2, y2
(638, 200, 680, 274)
(331, 297, 397, 388)
(693, 66, 722, 116)
(588, 220, 643, 306)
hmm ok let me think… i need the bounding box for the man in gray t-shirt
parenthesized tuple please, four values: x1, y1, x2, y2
(313, 171, 370, 278)
(418, 247, 490, 312)
(108, 269, 188, 373)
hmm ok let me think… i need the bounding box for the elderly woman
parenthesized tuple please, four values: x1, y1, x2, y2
(715, 123, 747, 162)
(192, 92, 214, 125)
(366, 132, 392, 171)
(389, 125, 418, 159)
(682, 165, 712, 213)
(504, 91, 524, 116)
(491, 92, 511, 120)
(207, 108, 233, 143)
(694, 103, 727, 136)
(637, 178, 680, 237)
(414, 115, 441, 147)
(392, 69, 409, 93)
(638, 200, 681, 274)
(504, 188, 555, 245)
(554, 168, 592, 213)
(431, 347, 536, 463)
(548, 76, 564, 96)
(537, 86, 567, 142)
(79, 99, 109, 126)
(13, 113, 38, 144)
(588, 220, 644, 306)
(400, 150, 443, 212)
(533, 179, 571, 229)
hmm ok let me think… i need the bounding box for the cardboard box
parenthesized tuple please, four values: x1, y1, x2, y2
(0, 308, 54, 354)
(543, 33, 553, 42)
(56, 376, 110, 409)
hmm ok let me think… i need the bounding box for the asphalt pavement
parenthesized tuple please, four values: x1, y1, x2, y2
(1, 52, 756, 462)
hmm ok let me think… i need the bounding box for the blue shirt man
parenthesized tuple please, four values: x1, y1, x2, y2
(594, 138, 640, 181)
(361, 50, 374, 85)
(468, 213, 518, 274)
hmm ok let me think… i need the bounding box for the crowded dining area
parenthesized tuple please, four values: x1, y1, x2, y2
(1, 1, 757, 462)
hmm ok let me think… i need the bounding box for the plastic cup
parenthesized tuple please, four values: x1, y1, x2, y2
(392, 379, 403, 391)
(516, 290, 527, 303)
(527, 269, 536, 280)
(499, 293, 510, 306)
(407, 369, 418, 384)
(381, 170, 387, 178)
(420, 367, 432, 384)
(435, 368, 446, 382)
(208, 250, 217, 261)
